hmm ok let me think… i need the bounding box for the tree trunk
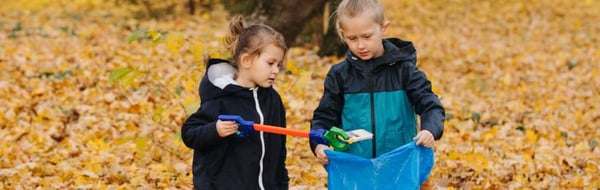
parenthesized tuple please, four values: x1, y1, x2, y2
(318, 0, 346, 57)
(188, 0, 195, 15)
(223, 0, 326, 47)
(221, 0, 345, 56)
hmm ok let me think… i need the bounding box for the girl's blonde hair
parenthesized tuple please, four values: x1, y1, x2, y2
(224, 16, 287, 68)
(334, 0, 385, 40)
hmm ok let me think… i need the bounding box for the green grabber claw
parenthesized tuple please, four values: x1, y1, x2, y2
(323, 127, 350, 151)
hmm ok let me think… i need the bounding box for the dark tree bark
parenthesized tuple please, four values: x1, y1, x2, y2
(318, 0, 346, 57)
(189, 0, 195, 15)
(220, 0, 345, 56)
(223, 0, 325, 47)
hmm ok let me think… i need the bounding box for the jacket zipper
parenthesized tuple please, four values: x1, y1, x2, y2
(251, 88, 266, 190)
(369, 61, 377, 158)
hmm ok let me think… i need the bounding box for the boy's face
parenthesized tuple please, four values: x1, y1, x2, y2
(339, 12, 388, 61)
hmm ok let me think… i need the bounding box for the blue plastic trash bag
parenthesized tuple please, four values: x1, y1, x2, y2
(324, 142, 434, 190)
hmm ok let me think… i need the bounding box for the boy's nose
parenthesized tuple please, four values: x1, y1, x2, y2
(357, 40, 365, 49)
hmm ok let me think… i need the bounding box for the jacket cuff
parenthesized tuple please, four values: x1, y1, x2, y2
(206, 122, 228, 144)
(420, 112, 444, 140)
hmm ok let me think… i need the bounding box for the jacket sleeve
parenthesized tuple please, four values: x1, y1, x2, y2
(405, 62, 445, 140)
(310, 68, 344, 153)
(181, 100, 227, 151)
(277, 102, 290, 189)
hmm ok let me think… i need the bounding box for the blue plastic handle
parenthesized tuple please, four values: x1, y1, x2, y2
(218, 115, 255, 138)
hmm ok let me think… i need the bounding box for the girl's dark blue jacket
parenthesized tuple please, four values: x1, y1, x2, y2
(182, 59, 288, 190)
(310, 38, 445, 158)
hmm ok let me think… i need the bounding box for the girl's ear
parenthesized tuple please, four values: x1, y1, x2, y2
(381, 20, 390, 34)
(239, 53, 253, 69)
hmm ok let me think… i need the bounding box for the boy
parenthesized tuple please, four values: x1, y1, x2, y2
(310, 0, 445, 165)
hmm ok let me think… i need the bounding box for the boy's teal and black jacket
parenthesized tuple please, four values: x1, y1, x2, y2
(310, 38, 445, 158)
(182, 59, 288, 190)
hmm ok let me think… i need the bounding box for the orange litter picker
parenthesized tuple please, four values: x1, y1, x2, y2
(218, 115, 373, 151)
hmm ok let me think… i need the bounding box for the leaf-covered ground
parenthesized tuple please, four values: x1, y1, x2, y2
(1, 0, 599, 189)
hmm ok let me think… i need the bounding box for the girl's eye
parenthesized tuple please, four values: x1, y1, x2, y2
(269, 62, 281, 68)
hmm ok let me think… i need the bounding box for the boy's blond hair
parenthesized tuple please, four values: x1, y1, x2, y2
(334, 0, 386, 41)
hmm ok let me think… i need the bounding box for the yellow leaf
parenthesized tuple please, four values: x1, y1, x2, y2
(573, 110, 584, 123)
(573, 142, 589, 152)
(525, 130, 538, 144)
(114, 137, 133, 146)
(35, 108, 52, 122)
(149, 163, 170, 172)
(447, 152, 462, 160)
(135, 137, 148, 151)
(82, 170, 99, 178)
(522, 153, 533, 163)
(465, 152, 488, 172)
(183, 95, 200, 114)
(481, 126, 498, 142)
(120, 70, 143, 87)
(147, 30, 162, 44)
(298, 71, 312, 87)
(190, 41, 205, 60)
(514, 174, 526, 184)
(31, 87, 46, 96)
(573, 20, 583, 29)
(584, 162, 597, 173)
(286, 60, 299, 75)
(184, 78, 197, 92)
(165, 32, 185, 56)
(152, 106, 164, 122)
(91, 138, 109, 150)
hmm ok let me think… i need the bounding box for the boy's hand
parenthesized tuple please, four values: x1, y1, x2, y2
(413, 130, 435, 147)
(315, 144, 331, 165)
(216, 120, 239, 137)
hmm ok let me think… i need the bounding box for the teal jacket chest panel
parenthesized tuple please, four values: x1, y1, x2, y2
(342, 90, 417, 158)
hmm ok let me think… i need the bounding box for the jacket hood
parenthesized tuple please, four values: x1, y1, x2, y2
(346, 38, 416, 70)
(199, 59, 247, 102)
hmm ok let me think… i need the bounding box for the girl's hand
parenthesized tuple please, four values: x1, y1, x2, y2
(315, 144, 331, 165)
(216, 120, 239, 137)
(413, 130, 435, 148)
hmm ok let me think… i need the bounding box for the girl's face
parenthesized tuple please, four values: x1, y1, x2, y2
(339, 12, 388, 61)
(240, 43, 284, 88)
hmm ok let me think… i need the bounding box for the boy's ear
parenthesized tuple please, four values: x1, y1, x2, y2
(381, 20, 390, 34)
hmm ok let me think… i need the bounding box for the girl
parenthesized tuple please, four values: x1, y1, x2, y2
(181, 16, 289, 190)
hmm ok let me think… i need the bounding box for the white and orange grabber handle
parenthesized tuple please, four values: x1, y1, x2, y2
(218, 115, 373, 151)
